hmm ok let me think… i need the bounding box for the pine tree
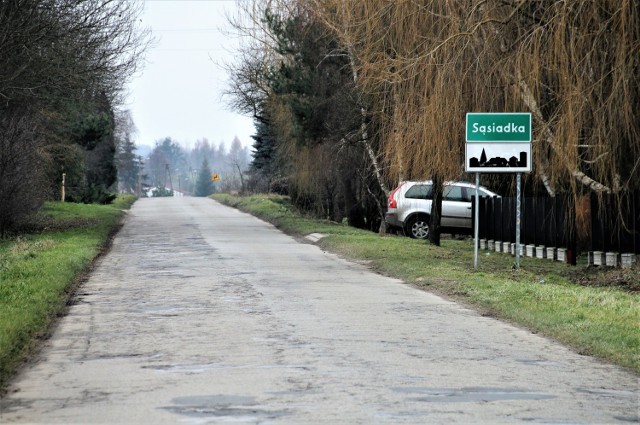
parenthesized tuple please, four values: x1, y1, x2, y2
(117, 136, 141, 194)
(195, 158, 214, 197)
(250, 119, 276, 174)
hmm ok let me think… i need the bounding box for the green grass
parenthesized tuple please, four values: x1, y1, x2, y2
(0, 195, 135, 392)
(110, 193, 137, 210)
(211, 193, 364, 236)
(212, 193, 640, 373)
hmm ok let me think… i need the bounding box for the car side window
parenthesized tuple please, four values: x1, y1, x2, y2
(461, 187, 472, 202)
(443, 185, 464, 201)
(405, 184, 433, 199)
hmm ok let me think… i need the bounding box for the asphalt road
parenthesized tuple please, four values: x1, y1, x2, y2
(1, 197, 638, 424)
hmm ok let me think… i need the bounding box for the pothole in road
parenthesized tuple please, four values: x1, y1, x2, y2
(392, 386, 555, 403)
(161, 395, 290, 421)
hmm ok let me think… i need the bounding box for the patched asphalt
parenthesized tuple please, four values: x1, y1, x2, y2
(1, 197, 638, 424)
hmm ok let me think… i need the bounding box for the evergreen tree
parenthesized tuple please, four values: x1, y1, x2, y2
(195, 158, 214, 197)
(248, 117, 278, 193)
(66, 96, 118, 204)
(251, 119, 276, 174)
(117, 137, 142, 194)
(115, 110, 142, 194)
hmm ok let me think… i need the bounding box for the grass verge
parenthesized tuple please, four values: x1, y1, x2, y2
(212, 193, 639, 373)
(0, 195, 135, 392)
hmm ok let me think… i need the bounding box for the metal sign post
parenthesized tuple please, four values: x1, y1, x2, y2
(515, 173, 522, 268)
(474, 173, 480, 268)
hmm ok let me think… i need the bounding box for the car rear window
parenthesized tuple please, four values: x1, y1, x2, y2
(405, 184, 432, 199)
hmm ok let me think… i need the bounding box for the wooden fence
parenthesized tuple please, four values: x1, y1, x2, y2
(473, 190, 640, 266)
(590, 190, 640, 261)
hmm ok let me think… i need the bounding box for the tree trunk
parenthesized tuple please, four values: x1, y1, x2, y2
(234, 162, 246, 195)
(429, 175, 444, 246)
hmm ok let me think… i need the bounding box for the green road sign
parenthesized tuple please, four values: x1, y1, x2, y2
(466, 113, 531, 142)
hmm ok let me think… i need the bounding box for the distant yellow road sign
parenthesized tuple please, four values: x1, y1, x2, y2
(211, 172, 220, 181)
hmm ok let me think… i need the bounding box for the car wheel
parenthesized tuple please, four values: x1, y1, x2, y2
(406, 216, 430, 239)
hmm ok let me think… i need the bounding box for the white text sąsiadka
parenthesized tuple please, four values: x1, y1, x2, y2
(471, 122, 526, 135)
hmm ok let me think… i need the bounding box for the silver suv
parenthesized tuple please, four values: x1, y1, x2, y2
(385, 180, 499, 239)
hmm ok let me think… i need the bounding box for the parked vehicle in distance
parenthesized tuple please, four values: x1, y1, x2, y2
(385, 180, 499, 239)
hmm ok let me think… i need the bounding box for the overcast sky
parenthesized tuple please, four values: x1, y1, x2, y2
(124, 0, 254, 151)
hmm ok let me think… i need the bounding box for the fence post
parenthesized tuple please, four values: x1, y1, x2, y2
(487, 196, 495, 242)
(495, 196, 503, 247)
(61, 173, 66, 202)
(590, 193, 600, 253)
(567, 195, 577, 265)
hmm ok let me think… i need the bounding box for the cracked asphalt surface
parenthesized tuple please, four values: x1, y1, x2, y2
(1, 197, 638, 424)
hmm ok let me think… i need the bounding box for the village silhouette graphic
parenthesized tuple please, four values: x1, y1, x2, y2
(469, 148, 527, 168)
